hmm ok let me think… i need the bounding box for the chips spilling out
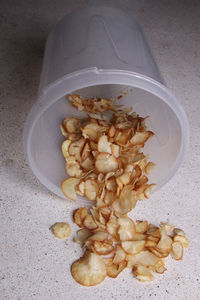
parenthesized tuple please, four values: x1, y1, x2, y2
(72, 207, 189, 284)
(58, 94, 188, 286)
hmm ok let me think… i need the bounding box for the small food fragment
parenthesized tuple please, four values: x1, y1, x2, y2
(61, 177, 80, 201)
(50, 222, 71, 239)
(71, 252, 107, 286)
(171, 241, 183, 260)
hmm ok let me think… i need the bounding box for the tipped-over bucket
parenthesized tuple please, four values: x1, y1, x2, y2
(23, 6, 189, 201)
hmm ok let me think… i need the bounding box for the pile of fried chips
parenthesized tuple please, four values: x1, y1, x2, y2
(59, 94, 188, 286)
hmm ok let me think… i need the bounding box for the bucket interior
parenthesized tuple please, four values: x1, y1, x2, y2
(29, 84, 182, 199)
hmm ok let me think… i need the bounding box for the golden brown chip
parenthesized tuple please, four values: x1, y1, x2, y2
(83, 215, 98, 230)
(121, 240, 145, 255)
(84, 179, 99, 201)
(113, 245, 126, 264)
(60, 124, 68, 137)
(112, 186, 138, 215)
(95, 153, 118, 174)
(93, 241, 114, 255)
(50, 222, 71, 239)
(131, 233, 146, 241)
(148, 247, 169, 258)
(66, 162, 83, 178)
(132, 264, 154, 282)
(117, 217, 136, 241)
(98, 135, 112, 154)
(106, 261, 127, 278)
(68, 133, 82, 141)
(61, 140, 71, 158)
(71, 252, 107, 286)
(173, 235, 189, 248)
(171, 241, 183, 260)
(105, 177, 117, 192)
(126, 254, 137, 268)
(135, 221, 148, 233)
(81, 156, 94, 171)
(173, 228, 185, 236)
(63, 117, 80, 134)
(152, 260, 166, 274)
(133, 250, 160, 267)
(88, 231, 108, 242)
(106, 217, 119, 239)
(108, 125, 116, 138)
(74, 228, 92, 243)
(130, 131, 154, 146)
(104, 190, 115, 205)
(82, 127, 98, 141)
(145, 162, 156, 174)
(111, 144, 120, 158)
(61, 177, 80, 201)
(73, 207, 88, 228)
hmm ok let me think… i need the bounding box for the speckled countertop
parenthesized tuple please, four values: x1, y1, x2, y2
(0, 1, 200, 299)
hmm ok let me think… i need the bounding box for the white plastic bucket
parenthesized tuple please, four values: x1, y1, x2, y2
(23, 6, 189, 201)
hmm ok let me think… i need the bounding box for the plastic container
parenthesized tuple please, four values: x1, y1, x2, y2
(23, 6, 189, 201)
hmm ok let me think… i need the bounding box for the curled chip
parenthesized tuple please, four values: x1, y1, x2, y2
(171, 241, 183, 260)
(132, 264, 154, 282)
(50, 222, 71, 239)
(61, 177, 80, 201)
(73, 207, 88, 228)
(93, 241, 114, 255)
(62, 140, 71, 158)
(71, 252, 107, 286)
(130, 131, 154, 146)
(106, 261, 127, 278)
(173, 235, 189, 248)
(63, 117, 80, 133)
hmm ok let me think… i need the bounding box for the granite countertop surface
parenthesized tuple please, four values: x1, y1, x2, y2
(0, 1, 200, 299)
